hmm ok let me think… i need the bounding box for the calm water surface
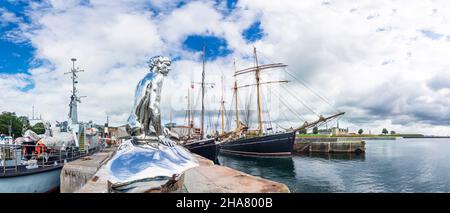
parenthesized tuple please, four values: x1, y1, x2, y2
(218, 138, 450, 192)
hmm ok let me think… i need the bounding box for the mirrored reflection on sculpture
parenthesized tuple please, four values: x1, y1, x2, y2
(106, 56, 198, 192)
(127, 56, 171, 139)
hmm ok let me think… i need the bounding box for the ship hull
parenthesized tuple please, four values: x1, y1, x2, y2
(0, 165, 62, 193)
(220, 131, 296, 157)
(183, 138, 220, 162)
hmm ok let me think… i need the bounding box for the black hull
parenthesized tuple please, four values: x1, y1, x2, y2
(183, 138, 220, 162)
(220, 131, 296, 157)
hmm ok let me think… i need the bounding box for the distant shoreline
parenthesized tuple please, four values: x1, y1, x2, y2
(402, 136, 450, 138)
(296, 134, 450, 140)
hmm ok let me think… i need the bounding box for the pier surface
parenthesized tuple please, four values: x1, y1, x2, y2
(62, 146, 289, 193)
(183, 164, 288, 193)
(60, 147, 116, 193)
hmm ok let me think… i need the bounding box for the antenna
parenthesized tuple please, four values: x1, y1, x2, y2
(65, 58, 85, 125)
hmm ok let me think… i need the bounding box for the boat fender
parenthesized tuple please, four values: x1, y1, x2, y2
(35, 140, 48, 159)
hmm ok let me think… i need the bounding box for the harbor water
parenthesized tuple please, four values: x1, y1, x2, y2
(218, 138, 450, 192)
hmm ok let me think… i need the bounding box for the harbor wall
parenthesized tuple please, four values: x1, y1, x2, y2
(294, 140, 366, 153)
(60, 147, 116, 193)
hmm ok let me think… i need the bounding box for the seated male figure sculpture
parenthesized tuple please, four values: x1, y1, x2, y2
(127, 56, 171, 139)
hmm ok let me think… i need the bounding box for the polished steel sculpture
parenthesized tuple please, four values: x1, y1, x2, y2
(127, 56, 171, 138)
(106, 56, 198, 192)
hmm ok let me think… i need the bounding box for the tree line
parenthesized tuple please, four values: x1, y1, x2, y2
(296, 125, 397, 135)
(0, 111, 45, 137)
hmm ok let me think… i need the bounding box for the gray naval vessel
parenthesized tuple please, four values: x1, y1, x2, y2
(0, 58, 102, 193)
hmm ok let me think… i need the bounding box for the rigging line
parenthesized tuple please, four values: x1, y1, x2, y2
(256, 50, 339, 113)
(278, 109, 296, 130)
(259, 85, 267, 132)
(193, 84, 202, 123)
(184, 93, 189, 126)
(231, 90, 237, 129)
(285, 82, 323, 108)
(243, 84, 253, 126)
(282, 82, 325, 114)
(271, 96, 299, 131)
(184, 108, 189, 126)
(264, 85, 274, 133)
(223, 107, 228, 132)
(214, 106, 221, 133)
(278, 93, 307, 121)
(205, 87, 218, 135)
(284, 69, 339, 113)
(274, 122, 290, 131)
(280, 85, 320, 117)
(226, 92, 235, 131)
(260, 85, 274, 134)
(278, 94, 307, 122)
(281, 84, 319, 117)
(208, 109, 214, 136)
(247, 84, 256, 127)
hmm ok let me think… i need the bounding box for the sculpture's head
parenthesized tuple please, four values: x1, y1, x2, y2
(147, 56, 171, 76)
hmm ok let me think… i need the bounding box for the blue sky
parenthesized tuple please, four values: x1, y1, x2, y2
(0, 0, 255, 73)
(0, 0, 33, 74)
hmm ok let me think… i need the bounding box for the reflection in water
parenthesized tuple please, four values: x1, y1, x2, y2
(296, 152, 365, 161)
(218, 153, 296, 184)
(219, 139, 450, 192)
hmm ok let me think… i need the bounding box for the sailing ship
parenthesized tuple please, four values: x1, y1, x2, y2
(174, 45, 220, 162)
(0, 58, 102, 193)
(219, 48, 344, 157)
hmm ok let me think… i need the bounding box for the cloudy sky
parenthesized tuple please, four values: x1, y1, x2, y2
(1, 0, 450, 135)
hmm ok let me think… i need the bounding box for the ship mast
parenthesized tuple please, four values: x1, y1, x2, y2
(232, 49, 345, 135)
(191, 45, 215, 139)
(220, 75, 225, 134)
(253, 47, 263, 136)
(234, 48, 288, 135)
(201, 44, 206, 139)
(64, 58, 85, 126)
(187, 87, 192, 138)
(233, 60, 240, 129)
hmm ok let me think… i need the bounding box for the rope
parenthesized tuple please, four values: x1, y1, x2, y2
(278, 94, 307, 122)
(243, 85, 255, 127)
(280, 85, 320, 117)
(256, 50, 340, 113)
(284, 69, 339, 113)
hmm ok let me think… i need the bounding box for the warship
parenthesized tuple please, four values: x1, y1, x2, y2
(0, 58, 102, 193)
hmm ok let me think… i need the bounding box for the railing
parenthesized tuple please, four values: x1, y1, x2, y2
(0, 143, 94, 175)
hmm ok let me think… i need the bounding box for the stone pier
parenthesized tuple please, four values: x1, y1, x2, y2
(61, 146, 289, 193)
(60, 147, 117, 193)
(294, 139, 366, 153)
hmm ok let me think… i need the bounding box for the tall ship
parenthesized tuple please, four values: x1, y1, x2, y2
(0, 58, 102, 193)
(219, 48, 344, 157)
(170, 45, 220, 162)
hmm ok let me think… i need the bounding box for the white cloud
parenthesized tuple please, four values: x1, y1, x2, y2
(1, 0, 450, 136)
(0, 7, 22, 27)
